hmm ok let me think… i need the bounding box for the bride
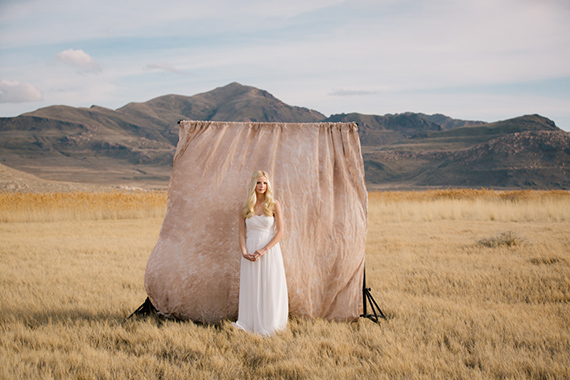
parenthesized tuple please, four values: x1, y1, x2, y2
(233, 170, 289, 335)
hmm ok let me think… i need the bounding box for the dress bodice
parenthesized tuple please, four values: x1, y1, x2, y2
(246, 215, 275, 234)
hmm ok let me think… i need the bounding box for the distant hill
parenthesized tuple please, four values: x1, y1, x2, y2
(0, 163, 125, 192)
(323, 112, 488, 146)
(421, 130, 570, 188)
(363, 115, 569, 189)
(119, 82, 325, 129)
(324, 112, 443, 146)
(415, 113, 486, 130)
(0, 83, 324, 188)
(0, 82, 568, 190)
(0, 104, 175, 188)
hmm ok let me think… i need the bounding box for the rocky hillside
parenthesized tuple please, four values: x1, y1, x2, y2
(119, 82, 325, 131)
(416, 113, 486, 130)
(325, 112, 443, 145)
(0, 82, 568, 190)
(421, 130, 570, 188)
(324, 112, 488, 146)
(0, 83, 326, 188)
(363, 116, 569, 189)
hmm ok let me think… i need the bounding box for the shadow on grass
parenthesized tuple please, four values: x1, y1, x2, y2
(1, 306, 144, 329)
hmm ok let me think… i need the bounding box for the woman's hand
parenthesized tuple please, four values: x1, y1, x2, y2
(242, 252, 258, 262)
(241, 248, 266, 262)
(254, 247, 268, 257)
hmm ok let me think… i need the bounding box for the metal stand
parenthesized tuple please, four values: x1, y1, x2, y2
(127, 297, 157, 320)
(360, 267, 387, 323)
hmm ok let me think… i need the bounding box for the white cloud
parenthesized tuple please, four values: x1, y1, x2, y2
(145, 63, 188, 76)
(55, 49, 101, 72)
(0, 80, 43, 103)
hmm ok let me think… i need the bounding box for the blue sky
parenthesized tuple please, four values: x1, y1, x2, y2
(1, 0, 569, 130)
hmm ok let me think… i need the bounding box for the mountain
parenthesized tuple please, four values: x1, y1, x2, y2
(0, 82, 568, 190)
(0, 83, 324, 188)
(324, 112, 444, 145)
(323, 112, 488, 146)
(118, 82, 325, 136)
(0, 104, 176, 188)
(415, 113, 486, 130)
(421, 130, 570, 188)
(363, 115, 569, 189)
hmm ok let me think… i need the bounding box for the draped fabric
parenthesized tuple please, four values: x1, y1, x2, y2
(144, 121, 368, 323)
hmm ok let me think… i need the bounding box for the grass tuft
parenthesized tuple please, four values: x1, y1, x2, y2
(529, 257, 565, 265)
(478, 231, 525, 248)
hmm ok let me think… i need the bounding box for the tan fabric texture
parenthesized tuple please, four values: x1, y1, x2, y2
(144, 121, 368, 323)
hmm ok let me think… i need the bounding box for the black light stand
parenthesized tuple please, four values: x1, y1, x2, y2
(360, 267, 387, 323)
(127, 297, 157, 320)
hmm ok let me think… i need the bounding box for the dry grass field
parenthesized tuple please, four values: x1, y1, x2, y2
(1, 190, 569, 379)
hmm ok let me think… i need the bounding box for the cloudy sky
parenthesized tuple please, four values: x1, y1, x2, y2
(1, 0, 569, 130)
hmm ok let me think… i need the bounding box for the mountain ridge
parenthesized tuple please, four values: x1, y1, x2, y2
(118, 82, 325, 127)
(0, 82, 568, 190)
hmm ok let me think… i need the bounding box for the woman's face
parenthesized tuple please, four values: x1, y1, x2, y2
(255, 176, 268, 195)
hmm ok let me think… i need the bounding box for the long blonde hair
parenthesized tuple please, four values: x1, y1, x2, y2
(242, 170, 276, 218)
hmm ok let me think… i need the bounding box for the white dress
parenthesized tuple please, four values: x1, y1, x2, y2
(234, 215, 288, 335)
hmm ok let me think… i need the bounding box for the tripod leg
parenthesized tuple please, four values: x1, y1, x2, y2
(364, 290, 377, 323)
(362, 270, 368, 316)
(360, 267, 387, 323)
(368, 290, 386, 320)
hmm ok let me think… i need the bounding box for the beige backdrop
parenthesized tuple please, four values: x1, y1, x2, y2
(144, 121, 368, 323)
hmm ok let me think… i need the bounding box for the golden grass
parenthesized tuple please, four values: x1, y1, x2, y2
(0, 191, 168, 223)
(368, 189, 570, 223)
(368, 188, 570, 202)
(1, 190, 569, 379)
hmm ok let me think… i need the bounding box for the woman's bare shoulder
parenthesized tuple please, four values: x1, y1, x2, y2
(273, 200, 282, 213)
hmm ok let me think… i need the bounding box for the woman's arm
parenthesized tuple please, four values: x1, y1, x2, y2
(254, 201, 285, 257)
(239, 210, 256, 261)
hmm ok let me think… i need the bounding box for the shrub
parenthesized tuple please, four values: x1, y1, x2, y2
(478, 231, 525, 248)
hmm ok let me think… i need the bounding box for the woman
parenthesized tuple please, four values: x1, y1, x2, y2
(233, 170, 288, 335)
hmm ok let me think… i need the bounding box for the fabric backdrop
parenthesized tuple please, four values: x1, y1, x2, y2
(144, 121, 368, 323)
